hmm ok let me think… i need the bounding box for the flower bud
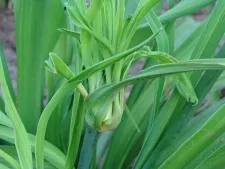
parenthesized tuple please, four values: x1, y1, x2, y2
(85, 88, 124, 132)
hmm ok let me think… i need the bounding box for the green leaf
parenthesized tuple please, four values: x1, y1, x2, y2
(194, 143, 225, 169)
(64, 93, 85, 169)
(143, 51, 198, 104)
(0, 50, 33, 169)
(182, 99, 225, 169)
(69, 30, 160, 83)
(159, 0, 216, 24)
(103, 80, 155, 169)
(35, 31, 157, 168)
(67, 0, 90, 28)
(145, 11, 169, 52)
(67, 1, 115, 54)
(158, 103, 225, 169)
(124, 106, 140, 132)
(77, 127, 99, 169)
(134, 92, 180, 169)
(174, 19, 205, 61)
(163, 0, 225, 150)
(115, 0, 125, 47)
(0, 164, 10, 169)
(154, 1, 225, 158)
(146, 44, 225, 169)
(83, 28, 115, 54)
(0, 148, 20, 169)
(0, 96, 5, 113)
(190, 0, 225, 60)
(0, 126, 66, 169)
(35, 81, 78, 169)
(175, 17, 202, 49)
(0, 110, 13, 128)
(48, 53, 74, 79)
(121, 0, 160, 49)
(211, 72, 225, 92)
(0, 146, 56, 169)
(86, 0, 104, 23)
(0, 42, 15, 104)
(15, 0, 66, 133)
(45, 21, 74, 149)
(58, 28, 80, 40)
(86, 59, 225, 131)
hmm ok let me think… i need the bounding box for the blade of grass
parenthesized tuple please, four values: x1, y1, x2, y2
(145, 44, 225, 169)
(0, 51, 33, 169)
(35, 81, 78, 169)
(196, 150, 225, 169)
(182, 99, 225, 169)
(0, 126, 66, 169)
(102, 79, 156, 169)
(77, 0, 87, 15)
(0, 164, 10, 169)
(115, 0, 125, 48)
(0, 42, 15, 103)
(159, 0, 216, 24)
(164, 0, 225, 151)
(58, 28, 80, 41)
(133, 92, 180, 169)
(175, 17, 202, 49)
(0, 148, 20, 169)
(190, 0, 225, 60)
(194, 142, 225, 169)
(134, 0, 215, 42)
(141, 52, 198, 103)
(15, 0, 66, 133)
(158, 103, 225, 169)
(86, 0, 104, 22)
(86, 60, 225, 130)
(46, 26, 74, 149)
(69, 30, 161, 83)
(157, 0, 225, 157)
(144, 10, 168, 126)
(67, 1, 115, 54)
(174, 21, 205, 61)
(77, 127, 99, 169)
(0, 110, 13, 128)
(0, 96, 5, 113)
(121, 0, 160, 49)
(64, 93, 85, 169)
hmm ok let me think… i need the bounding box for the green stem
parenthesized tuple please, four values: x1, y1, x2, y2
(77, 127, 100, 169)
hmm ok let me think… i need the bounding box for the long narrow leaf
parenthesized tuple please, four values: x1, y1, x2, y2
(65, 93, 85, 169)
(0, 148, 20, 169)
(0, 126, 66, 169)
(159, 0, 216, 24)
(0, 52, 33, 169)
(158, 103, 225, 169)
(35, 81, 78, 169)
(15, 0, 66, 133)
(86, 60, 225, 130)
(69, 31, 160, 83)
(0, 42, 15, 103)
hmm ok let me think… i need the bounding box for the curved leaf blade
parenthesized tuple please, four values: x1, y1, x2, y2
(0, 53, 33, 169)
(158, 103, 225, 169)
